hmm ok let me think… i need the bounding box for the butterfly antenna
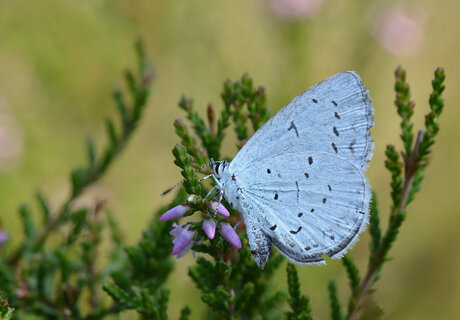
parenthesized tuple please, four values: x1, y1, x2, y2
(160, 160, 215, 197)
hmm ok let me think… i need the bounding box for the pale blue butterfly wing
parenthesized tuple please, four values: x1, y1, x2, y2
(232, 71, 373, 170)
(220, 71, 374, 268)
(230, 151, 369, 266)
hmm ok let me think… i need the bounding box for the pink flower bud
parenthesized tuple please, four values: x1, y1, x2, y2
(202, 219, 216, 240)
(219, 221, 242, 249)
(209, 201, 230, 217)
(160, 204, 189, 221)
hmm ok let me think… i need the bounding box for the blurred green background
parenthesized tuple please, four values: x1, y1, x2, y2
(0, 0, 459, 319)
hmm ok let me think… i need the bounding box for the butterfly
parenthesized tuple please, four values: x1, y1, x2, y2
(212, 71, 374, 268)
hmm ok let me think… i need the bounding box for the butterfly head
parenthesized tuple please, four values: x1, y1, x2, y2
(212, 159, 229, 179)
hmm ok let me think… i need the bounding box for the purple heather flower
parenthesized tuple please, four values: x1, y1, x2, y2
(219, 221, 242, 249)
(372, 8, 424, 57)
(202, 219, 216, 240)
(170, 223, 196, 258)
(160, 204, 190, 221)
(0, 231, 8, 244)
(269, 0, 323, 20)
(209, 201, 230, 217)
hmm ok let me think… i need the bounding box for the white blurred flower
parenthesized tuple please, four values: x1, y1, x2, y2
(0, 97, 24, 171)
(372, 8, 424, 57)
(269, 0, 323, 20)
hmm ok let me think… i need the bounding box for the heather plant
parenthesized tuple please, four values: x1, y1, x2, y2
(0, 42, 446, 319)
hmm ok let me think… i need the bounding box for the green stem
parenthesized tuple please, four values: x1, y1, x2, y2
(344, 130, 423, 320)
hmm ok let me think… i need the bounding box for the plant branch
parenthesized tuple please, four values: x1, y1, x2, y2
(344, 67, 445, 320)
(8, 41, 154, 267)
(345, 134, 419, 320)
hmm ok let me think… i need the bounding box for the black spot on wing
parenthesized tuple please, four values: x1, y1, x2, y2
(312, 98, 318, 103)
(349, 139, 356, 153)
(290, 226, 302, 234)
(331, 100, 338, 107)
(304, 173, 309, 179)
(288, 121, 299, 137)
(331, 142, 338, 153)
(274, 193, 278, 200)
(334, 112, 341, 119)
(295, 181, 299, 202)
(270, 225, 277, 231)
(267, 168, 271, 174)
(322, 197, 327, 204)
(333, 126, 339, 136)
(308, 157, 313, 165)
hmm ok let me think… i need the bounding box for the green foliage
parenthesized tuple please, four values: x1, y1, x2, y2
(103, 283, 169, 319)
(340, 66, 446, 320)
(174, 118, 209, 168)
(341, 255, 361, 315)
(70, 40, 153, 198)
(221, 74, 269, 147)
(179, 306, 191, 320)
(408, 68, 446, 206)
(102, 67, 449, 319)
(173, 144, 203, 196)
(286, 263, 312, 320)
(103, 201, 180, 318)
(178, 96, 217, 161)
(328, 280, 342, 320)
(0, 57, 446, 320)
(170, 74, 293, 320)
(394, 66, 415, 159)
(368, 191, 381, 258)
(385, 144, 403, 211)
(0, 291, 14, 320)
(342, 255, 360, 297)
(178, 74, 269, 162)
(188, 248, 284, 319)
(0, 41, 154, 319)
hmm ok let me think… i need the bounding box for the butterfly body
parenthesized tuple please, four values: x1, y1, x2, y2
(215, 71, 374, 269)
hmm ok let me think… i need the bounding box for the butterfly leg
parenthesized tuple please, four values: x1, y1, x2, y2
(204, 185, 219, 200)
(198, 174, 222, 187)
(234, 217, 243, 229)
(199, 174, 227, 215)
(201, 174, 223, 200)
(198, 174, 214, 183)
(210, 183, 226, 215)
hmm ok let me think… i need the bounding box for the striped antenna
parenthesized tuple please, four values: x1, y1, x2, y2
(160, 160, 215, 197)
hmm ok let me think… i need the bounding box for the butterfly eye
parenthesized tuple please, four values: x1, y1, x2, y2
(214, 162, 220, 175)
